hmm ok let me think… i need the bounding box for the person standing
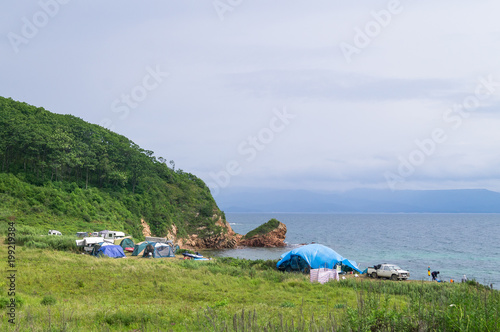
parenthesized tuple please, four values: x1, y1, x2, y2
(428, 266, 431, 281)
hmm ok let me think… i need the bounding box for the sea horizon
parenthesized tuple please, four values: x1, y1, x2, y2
(210, 212, 500, 289)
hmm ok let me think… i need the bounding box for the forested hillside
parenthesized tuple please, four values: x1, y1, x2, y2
(0, 96, 226, 240)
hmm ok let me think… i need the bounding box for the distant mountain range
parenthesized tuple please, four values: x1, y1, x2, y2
(215, 188, 500, 213)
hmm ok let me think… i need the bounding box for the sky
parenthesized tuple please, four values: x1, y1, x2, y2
(2, 1, 500, 197)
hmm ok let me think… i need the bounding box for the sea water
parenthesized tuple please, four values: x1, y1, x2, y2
(207, 213, 500, 289)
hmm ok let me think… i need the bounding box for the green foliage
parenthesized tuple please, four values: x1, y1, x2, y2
(0, 96, 226, 240)
(245, 218, 280, 239)
(213, 298, 229, 308)
(100, 311, 151, 326)
(0, 297, 9, 309)
(280, 301, 296, 308)
(41, 295, 57, 306)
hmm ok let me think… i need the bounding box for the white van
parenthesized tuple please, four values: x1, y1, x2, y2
(48, 230, 62, 236)
(103, 231, 126, 243)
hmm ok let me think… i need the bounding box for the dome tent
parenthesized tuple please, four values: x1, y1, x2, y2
(142, 243, 175, 258)
(276, 244, 362, 273)
(94, 245, 126, 258)
(118, 237, 135, 251)
(90, 241, 113, 256)
(131, 241, 156, 256)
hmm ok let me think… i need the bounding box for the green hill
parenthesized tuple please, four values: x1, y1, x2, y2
(0, 96, 227, 241)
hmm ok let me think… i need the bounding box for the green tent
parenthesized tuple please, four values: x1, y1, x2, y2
(119, 238, 135, 251)
(131, 241, 156, 256)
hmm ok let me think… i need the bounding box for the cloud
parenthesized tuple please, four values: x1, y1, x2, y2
(2, 1, 500, 193)
(225, 69, 462, 102)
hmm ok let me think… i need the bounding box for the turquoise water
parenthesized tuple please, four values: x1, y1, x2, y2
(207, 213, 500, 289)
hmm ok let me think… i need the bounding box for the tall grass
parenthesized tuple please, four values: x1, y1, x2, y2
(1, 222, 78, 252)
(0, 240, 498, 331)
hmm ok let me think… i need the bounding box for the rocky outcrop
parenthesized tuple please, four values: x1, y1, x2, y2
(180, 216, 242, 249)
(173, 216, 286, 249)
(239, 221, 287, 247)
(141, 219, 151, 237)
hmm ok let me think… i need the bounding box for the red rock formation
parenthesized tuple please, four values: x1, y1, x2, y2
(239, 222, 287, 247)
(160, 215, 287, 249)
(181, 216, 242, 249)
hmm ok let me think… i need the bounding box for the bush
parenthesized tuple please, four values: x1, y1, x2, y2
(41, 295, 57, 306)
(102, 311, 151, 326)
(0, 297, 9, 309)
(26, 240, 49, 249)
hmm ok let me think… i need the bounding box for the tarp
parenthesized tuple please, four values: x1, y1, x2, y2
(95, 245, 126, 258)
(341, 258, 362, 273)
(276, 244, 362, 273)
(82, 237, 104, 245)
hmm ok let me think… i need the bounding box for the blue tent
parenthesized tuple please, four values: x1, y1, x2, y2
(276, 244, 362, 273)
(95, 245, 126, 258)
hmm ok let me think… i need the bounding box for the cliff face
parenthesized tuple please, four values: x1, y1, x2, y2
(178, 216, 242, 249)
(239, 222, 287, 247)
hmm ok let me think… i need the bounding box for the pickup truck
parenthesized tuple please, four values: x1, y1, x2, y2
(367, 264, 410, 280)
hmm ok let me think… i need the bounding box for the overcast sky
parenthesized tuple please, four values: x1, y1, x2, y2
(2, 1, 500, 195)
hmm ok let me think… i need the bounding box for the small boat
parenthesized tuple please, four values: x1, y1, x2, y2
(182, 252, 211, 260)
(182, 252, 204, 259)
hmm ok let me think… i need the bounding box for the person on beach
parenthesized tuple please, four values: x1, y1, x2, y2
(431, 271, 440, 281)
(462, 275, 468, 283)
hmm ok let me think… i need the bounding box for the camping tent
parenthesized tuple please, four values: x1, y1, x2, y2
(94, 245, 126, 258)
(131, 241, 156, 256)
(276, 244, 362, 273)
(142, 243, 175, 258)
(118, 237, 135, 251)
(113, 236, 132, 245)
(90, 241, 113, 256)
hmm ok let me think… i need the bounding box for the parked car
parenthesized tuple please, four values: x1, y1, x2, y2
(367, 263, 410, 280)
(48, 230, 62, 236)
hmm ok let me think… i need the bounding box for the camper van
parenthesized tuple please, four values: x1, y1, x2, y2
(48, 230, 62, 236)
(103, 231, 126, 242)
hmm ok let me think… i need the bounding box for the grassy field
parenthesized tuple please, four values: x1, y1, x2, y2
(0, 237, 499, 331)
